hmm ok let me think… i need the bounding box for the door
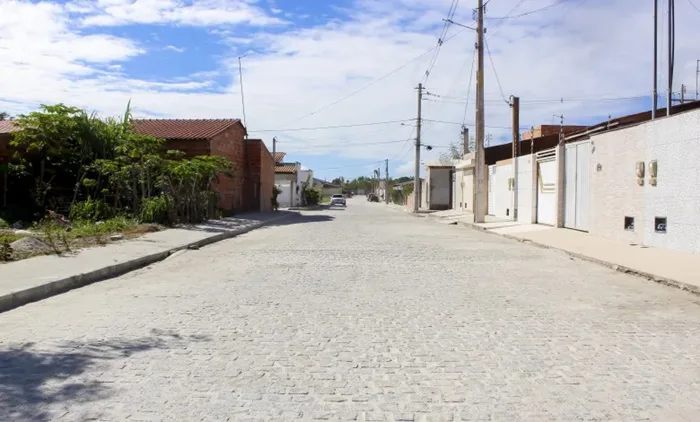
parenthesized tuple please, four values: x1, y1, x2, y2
(487, 165, 495, 215)
(564, 141, 591, 231)
(536, 148, 557, 225)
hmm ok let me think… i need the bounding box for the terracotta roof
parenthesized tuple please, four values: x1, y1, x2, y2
(0, 120, 19, 134)
(275, 163, 297, 174)
(273, 152, 286, 163)
(131, 119, 241, 140)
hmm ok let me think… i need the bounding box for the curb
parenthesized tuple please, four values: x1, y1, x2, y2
(0, 212, 295, 314)
(454, 221, 700, 296)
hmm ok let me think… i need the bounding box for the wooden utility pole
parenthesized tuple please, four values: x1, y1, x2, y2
(413, 83, 424, 213)
(385, 159, 390, 204)
(473, 0, 486, 223)
(511, 96, 520, 221)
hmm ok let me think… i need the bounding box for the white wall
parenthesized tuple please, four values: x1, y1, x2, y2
(491, 161, 513, 219)
(276, 181, 293, 208)
(589, 108, 700, 254)
(297, 169, 312, 204)
(516, 154, 534, 223)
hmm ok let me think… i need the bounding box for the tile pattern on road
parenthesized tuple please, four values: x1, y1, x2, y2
(1, 200, 700, 421)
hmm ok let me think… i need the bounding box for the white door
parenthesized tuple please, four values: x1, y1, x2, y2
(536, 149, 557, 225)
(487, 165, 495, 215)
(564, 141, 591, 231)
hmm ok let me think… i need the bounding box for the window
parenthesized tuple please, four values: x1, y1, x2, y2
(624, 216, 634, 231)
(654, 217, 667, 233)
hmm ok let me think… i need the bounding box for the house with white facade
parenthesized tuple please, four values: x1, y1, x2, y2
(273, 152, 313, 208)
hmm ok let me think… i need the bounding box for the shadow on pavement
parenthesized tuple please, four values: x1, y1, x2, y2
(0, 329, 210, 422)
(265, 213, 335, 226)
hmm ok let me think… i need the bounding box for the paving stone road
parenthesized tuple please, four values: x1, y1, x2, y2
(1, 198, 700, 421)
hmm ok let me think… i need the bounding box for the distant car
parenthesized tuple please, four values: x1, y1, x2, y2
(330, 194, 346, 207)
(367, 194, 379, 202)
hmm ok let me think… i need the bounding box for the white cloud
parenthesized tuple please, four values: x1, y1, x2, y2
(164, 45, 186, 53)
(0, 0, 699, 177)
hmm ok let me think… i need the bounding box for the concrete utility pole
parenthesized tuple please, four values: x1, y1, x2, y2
(681, 84, 686, 104)
(695, 60, 700, 100)
(462, 126, 469, 154)
(666, 0, 672, 117)
(385, 159, 390, 204)
(272, 137, 277, 159)
(652, 0, 658, 119)
(413, 83, 424, 213)
(473, 0, 487, 223)
(511, 96, 520, 221)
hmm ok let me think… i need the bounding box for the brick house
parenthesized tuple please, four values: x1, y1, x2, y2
(132, 119, 274, 213)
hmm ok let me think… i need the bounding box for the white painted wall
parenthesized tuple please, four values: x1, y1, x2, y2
(589, 108, 700, 254)
(297, 168, 313, 204)
(516, 154, 534, 223)
(276, 181, 293, 208)
(491, 161, 513, 219)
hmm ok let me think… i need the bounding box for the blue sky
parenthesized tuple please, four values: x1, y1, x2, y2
(1, 0, 699, 180)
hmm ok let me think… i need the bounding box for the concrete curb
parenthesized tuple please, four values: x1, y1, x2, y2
(0, 212, 295, 314)
(454, 221, 700, 296)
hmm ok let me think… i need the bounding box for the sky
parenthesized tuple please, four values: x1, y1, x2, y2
(1, 0, 699, 180)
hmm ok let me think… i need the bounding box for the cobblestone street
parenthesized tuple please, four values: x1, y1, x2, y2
(1, 199, 699, 421)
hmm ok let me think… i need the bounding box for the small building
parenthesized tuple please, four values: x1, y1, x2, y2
(313, 178, 342, 197)
(424, 163, 454, 211)
(132, 118, 275, 213)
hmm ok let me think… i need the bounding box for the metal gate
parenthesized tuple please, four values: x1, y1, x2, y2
(487, 165, 495, 215)
(564, 141, 591, 231)
(536, 148, 557, 225)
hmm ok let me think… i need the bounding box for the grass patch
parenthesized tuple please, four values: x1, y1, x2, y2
(0, 232, 25, 244)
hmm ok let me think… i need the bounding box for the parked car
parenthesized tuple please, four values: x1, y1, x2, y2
(330, 194, 346, 207)
(367, 194, 379, 202)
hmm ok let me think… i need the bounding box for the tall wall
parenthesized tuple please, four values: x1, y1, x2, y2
(491, 160, 513, 219)
(589, 108, 700, 253)
(209, 124, 248, 213)
(516, 154, 535, 223)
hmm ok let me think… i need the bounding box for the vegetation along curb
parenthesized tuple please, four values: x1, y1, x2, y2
(0, 213, 294, 314)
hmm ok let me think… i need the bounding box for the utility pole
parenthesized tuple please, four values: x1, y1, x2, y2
(681, 84, 686, 104)
(462, 126, 469, 154)
(472, 0, 486, 223)
(695, 60, 700, 100)
(238, 56, 248, 137)
(511, 96, 520, 221)
(272, 137, 277, 159)
(652, 0, 658, 119)
(385, 159, 390, 204)
(666, 0, 672, 117)
(413, 83, 424, 213)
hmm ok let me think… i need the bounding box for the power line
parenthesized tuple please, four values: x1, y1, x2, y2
(688, 0, 700, 13)
(251, 119, 413, 133)
(313, 161, 385, 172)
(493, 0, 587, 44)
(488, 0, 571, 20)
(423, 0, 460, 82)
(425, 94, 650, 104)
(423, 118, 528, 130)
(273, 28, 469, 129)
(285, 139, 410, 151)
(462, 46, 477, 126)
(484, 39, 509, 104)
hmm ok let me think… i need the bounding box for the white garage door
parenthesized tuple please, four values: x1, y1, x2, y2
(487, 165, 495, 215)
(536, 148, 557, 225)
(564, 141, 591, 231)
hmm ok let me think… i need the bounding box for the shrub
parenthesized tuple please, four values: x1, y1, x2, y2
(0, 218, 8, 229)
(139, 195, 170, 225)
(69, 197, 114, 221)
(303, 187, 321, 205)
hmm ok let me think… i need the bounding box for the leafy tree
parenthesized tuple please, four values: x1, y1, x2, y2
(0, 112, 9, 121)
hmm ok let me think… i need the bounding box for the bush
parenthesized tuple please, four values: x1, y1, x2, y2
(139, 195, 170, 225)
(0, 218, 8, 229)
(303, 187, 321, 205)
(69, 197, 114, 221)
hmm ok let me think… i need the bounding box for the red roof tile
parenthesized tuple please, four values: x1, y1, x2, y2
(0, 120, 19, 134)
(131, 119, 242, 140)
(275, 163, 297, 174)
(273, 152, 286, 163)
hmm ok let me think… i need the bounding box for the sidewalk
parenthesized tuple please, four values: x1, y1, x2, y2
(425, 211, 700, 295)
(0, 211, 295, 313)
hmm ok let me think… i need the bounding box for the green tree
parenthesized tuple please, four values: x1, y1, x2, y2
(0, 112, 9, 121)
